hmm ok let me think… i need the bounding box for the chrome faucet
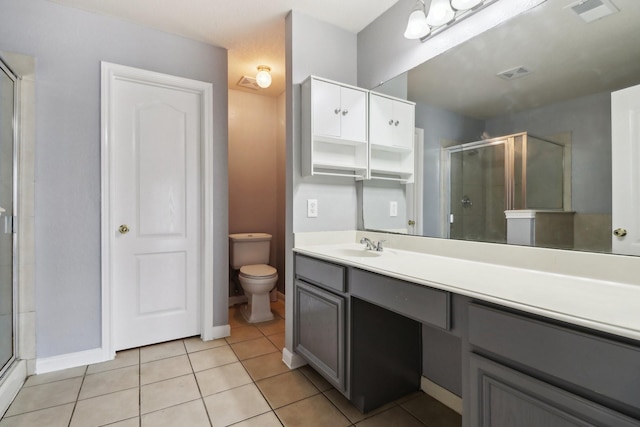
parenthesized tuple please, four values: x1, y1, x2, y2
(360, 237, 385, 252)
(360, 237, 376, 251)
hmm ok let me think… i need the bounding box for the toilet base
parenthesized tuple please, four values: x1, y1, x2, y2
(240, 293, 274, 323)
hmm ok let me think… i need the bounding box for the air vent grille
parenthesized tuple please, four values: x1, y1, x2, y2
(497, 66, 532, 80)
(237, 76, 259, 90)
(566, 0, 619, 23)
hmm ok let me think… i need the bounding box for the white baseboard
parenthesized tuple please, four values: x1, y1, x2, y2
(36, 347, 108, 375)
(205, 324, 230, 341)
(282, 347, 306, 369)
(0, 360, 26, 417)
(420, 376, 463, 415)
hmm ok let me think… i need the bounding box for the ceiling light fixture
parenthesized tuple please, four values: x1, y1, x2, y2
(255, 65, 272, 88)
(404, 0, 431, 39)
(404, 0, 497, 41)
(426, 0, 455, 26)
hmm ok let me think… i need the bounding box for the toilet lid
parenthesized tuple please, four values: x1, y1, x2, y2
(240, 264, 277, 279)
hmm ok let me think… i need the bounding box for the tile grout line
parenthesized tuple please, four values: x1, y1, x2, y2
(138, 346, 142, 427)
(183, 338, 215, 427)
(65, 364, 88, 427)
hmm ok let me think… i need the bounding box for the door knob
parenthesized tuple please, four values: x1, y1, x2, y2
(119, 224, 130, 234)
(613, 228, 627, 237)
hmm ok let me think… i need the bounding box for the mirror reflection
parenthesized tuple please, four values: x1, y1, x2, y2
(362, 0, 640, 256)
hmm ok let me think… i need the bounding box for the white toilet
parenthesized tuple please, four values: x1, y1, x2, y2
(229, 233, 278, 323)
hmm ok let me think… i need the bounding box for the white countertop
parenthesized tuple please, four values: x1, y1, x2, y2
(294, 233, 640, 342)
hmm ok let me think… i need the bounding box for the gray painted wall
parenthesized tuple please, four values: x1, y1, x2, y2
(415, 103, 484, 238)
(362, 180, 407, 232)
(290, 11, 359, 234)
(486, 91, 611, 215)
(285, 10, 359, 352)
(357, 0, 546, 90)
(0, 0, 229, 358)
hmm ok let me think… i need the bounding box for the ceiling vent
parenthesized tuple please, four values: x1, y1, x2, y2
(566, 0, 619, 23)
(497, 66, 532, 80)
(237, 75, 259, 90)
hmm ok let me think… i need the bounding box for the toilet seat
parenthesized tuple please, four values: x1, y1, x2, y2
(239, 264, 277, 279)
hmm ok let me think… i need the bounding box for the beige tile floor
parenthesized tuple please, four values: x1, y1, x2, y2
(0, 300, 461, 427)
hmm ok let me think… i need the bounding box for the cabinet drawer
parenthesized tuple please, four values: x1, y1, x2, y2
(469, 304, 640, 414)
(350, 268, 450, 329)
(295, 254, 346, 293)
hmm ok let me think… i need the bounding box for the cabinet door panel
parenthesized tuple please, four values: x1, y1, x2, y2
(294, 280, 345, 391)
(369, 94, 393, 146)
(470, 354, 640, 427)
(313, 79, 341, 138)
(340, 86, 367, 142)
(393, 100, 415, 149)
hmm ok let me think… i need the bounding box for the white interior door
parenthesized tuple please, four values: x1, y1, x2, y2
(612, 83, 640, 256)
(104, 63, 208, 351)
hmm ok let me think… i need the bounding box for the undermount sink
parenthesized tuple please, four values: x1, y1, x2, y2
(332, 248, 383, 258)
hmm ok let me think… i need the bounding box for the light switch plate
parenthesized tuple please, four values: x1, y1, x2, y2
(307, 199, 318, 218)
(390, 201, 398, 217)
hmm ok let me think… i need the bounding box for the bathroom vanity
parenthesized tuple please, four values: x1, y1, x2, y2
(292, 233, 640, 426)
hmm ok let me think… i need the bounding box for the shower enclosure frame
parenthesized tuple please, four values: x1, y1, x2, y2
(441, 132, 565, 240)
(0, 57, 19, 380)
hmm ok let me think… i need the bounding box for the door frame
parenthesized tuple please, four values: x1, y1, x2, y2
(100, 62, 215, 359)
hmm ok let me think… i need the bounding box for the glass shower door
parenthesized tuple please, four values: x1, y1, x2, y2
(449, 141, 507, 243)
(0, 61, 16, 376)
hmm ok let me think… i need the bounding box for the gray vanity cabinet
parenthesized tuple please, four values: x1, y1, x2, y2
(294, 255, 348, 393)
(467, 303, 640, 426)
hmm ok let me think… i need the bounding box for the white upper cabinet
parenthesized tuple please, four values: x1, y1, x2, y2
(302, 76, 369, 179)
(369, 92, 416, 183)
(312, 79, 367, 143)
(369, 93, 415, 149)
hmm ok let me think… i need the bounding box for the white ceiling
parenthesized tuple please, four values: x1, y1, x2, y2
(48, 0, 400, 97)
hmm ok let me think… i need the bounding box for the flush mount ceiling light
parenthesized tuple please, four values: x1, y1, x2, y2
(404, 0, 497, 41)
(255, 65, 272, 89)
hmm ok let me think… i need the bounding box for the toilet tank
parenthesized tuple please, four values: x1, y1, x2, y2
(229, 233, 272, 269)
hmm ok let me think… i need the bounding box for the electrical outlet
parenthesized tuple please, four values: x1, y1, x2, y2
(307, 199, 318, 218)
(390, 201, 398, 217)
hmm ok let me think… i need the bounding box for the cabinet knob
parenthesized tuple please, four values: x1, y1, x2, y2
(388, 119, 394, 125)
(408, 220, 416, 226)
(394, 120, 400, 126)
(342, 109, 349, 116)
(613, 228, 627, 237)
(334, 108, 341, 115)
(118, 224, 130, 234)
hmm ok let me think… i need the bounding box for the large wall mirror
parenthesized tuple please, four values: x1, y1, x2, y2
(362, 0, 640, 256)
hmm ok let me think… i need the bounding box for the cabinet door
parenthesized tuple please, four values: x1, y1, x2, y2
(312, 79, 342, 138)
(294, 280, 346, 391)
(339, 86, 367, 143)
(369, 94, 394, 147)
(393, 100, 415, 149)
(469, 354, 640, 427)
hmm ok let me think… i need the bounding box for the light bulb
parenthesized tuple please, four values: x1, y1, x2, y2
(451, 0, 483, 11)
(404, 8, 431, 39)
(256, 65, 272, 88)
(426, 0, 455, 27)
